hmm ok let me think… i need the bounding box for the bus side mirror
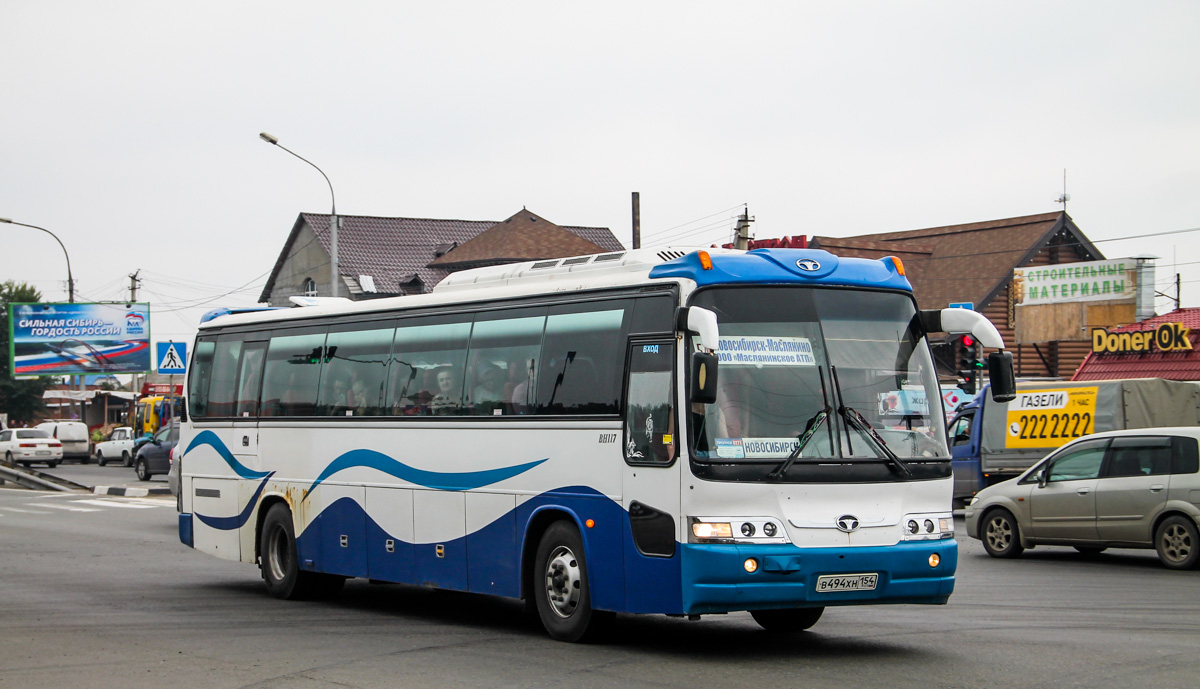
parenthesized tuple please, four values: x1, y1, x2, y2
(988, 351, 1016, 402)
(178, 398, 188, 423)
(690, 352, 719, 404)
(678, 306, 720, 352)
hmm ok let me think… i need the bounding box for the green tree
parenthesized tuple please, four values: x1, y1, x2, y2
(0, 281, 50, 424)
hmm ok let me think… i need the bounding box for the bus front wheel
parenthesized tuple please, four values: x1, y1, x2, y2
(533, 521, 612, 642)
(751, 607, 825, 632)
(260, 503, 344, 600)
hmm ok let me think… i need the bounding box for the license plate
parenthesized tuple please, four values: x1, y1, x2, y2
(36, 450, 51, 456)
(816, 573, 878, 592)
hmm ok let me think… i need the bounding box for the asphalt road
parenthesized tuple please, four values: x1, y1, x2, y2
(0, 487, 1197, 689)
(38, 460, 169, 492)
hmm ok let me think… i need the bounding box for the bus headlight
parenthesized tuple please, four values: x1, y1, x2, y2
(692, 521, 733, 540)
(901, 513, 954, 540)
(689, 517, 790, 543)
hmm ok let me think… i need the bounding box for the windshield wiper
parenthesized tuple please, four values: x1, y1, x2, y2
(839, 405, 913, 478)
(767, 407, 830, 481)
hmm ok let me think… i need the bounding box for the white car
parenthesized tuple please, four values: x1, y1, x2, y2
(94, 426, 137, 467)
(36, 421, 91, 463)
(0, 428, 64, 467)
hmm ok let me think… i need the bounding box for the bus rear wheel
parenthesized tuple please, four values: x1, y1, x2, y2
(750, 607, 825, 632)
(260, 503, 345, 600)
(533, 521, 612, 642)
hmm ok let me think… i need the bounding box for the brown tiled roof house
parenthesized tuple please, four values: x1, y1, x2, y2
(259, 209, 623, 305)
(807, 212, 1107, 379)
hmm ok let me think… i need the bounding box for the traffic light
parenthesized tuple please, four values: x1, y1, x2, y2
(957, 334, 981, 395)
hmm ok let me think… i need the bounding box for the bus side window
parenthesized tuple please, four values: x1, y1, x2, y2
(235, 342, 267, 418)
(537, 301, 630, 415)
(189, 339, 216, 418)
(624, 341, 676, 465)
(388, 317, 472, 417)
(262, 330, 326, 417)
(206, 338, 244, 417)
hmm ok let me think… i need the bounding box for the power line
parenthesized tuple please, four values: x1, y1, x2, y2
(640, 203, 746, 241)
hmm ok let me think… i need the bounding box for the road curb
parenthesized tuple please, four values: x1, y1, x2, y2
(94, 485, 172, 497)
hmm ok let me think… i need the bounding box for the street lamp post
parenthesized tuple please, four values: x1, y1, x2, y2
(0, 217, 75, 302)
(1, 216, 81, 419)
(258, 132, 340, 298)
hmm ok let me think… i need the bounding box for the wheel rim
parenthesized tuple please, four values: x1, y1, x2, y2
(544, 544, 582, 619)
(1160, 523, 1193, 564)
(985, 514, 1013, 552)
(266, 524, 290, 583)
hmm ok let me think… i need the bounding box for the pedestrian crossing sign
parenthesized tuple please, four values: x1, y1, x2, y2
(156, 342, 187, 374)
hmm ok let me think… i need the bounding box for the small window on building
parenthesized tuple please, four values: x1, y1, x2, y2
(302, 278, 318, 297)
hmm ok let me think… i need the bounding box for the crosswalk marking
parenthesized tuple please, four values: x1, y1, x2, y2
(27, 502, 102, 513)
(74, 498, 160, 510)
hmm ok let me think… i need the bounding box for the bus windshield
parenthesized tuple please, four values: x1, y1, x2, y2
(689, 286, 947, 479)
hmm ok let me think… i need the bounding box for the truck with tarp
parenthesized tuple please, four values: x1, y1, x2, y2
(947, 378, 1200, 503)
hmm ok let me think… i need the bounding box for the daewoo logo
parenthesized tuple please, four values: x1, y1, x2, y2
(835, 515, 860, 532)
(795, 259, 821, 272)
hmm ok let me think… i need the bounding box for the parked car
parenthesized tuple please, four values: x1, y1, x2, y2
(35, 421, 91, 464)
(0, 428, 63, 467)
(965, 427, 1200, 570)
(94, 426, 137, 467)
(134, 423, 177, 481)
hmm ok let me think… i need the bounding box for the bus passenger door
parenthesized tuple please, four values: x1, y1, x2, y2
(621, 340, 683, 613)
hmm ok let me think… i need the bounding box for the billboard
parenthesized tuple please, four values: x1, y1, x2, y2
(8, 302, 152, 376)
(1013, 258, 1135, 306)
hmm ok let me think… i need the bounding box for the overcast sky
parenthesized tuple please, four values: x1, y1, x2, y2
(3, 2, 1198, 347)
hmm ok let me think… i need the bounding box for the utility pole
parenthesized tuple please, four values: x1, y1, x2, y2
(129, 269, 141, 399)
(631, 192, 641, 250)
(733, 207, 754, 250)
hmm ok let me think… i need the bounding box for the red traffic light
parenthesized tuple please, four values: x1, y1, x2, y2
(961, 334, 975, 347)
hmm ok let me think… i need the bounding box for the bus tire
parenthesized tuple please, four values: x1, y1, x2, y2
(750, 607, 824, 632)
(981, 508, 1024, 558)
(260, 503, 345, 600)
(122, 451, 132, 467)
(533, 520, 612, 642)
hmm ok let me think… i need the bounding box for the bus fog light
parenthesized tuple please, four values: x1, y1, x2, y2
(929, 553, 940, 568)
(744, 558, 759, 573)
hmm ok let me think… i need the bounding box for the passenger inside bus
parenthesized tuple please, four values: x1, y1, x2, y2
(471, 363, 507, 414)
(430, 366, 461, 415)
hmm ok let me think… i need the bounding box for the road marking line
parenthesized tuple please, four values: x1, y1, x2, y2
(4, 508, 51, 514)
(27, 502, 102, 512)
(73, 499, 159, 509)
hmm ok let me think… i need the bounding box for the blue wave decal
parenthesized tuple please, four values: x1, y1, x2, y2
(184, 430, 271, 480)
(304, 449, 547, 497)
(195, 472, 274, 531)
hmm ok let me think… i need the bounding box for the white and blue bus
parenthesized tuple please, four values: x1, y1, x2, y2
(177, 247, 1015, 641)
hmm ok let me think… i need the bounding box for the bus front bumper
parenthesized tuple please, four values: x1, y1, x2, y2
(680, 539, 957, 614)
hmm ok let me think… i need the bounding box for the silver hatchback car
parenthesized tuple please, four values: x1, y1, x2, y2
(965, 427, 1200, 569)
